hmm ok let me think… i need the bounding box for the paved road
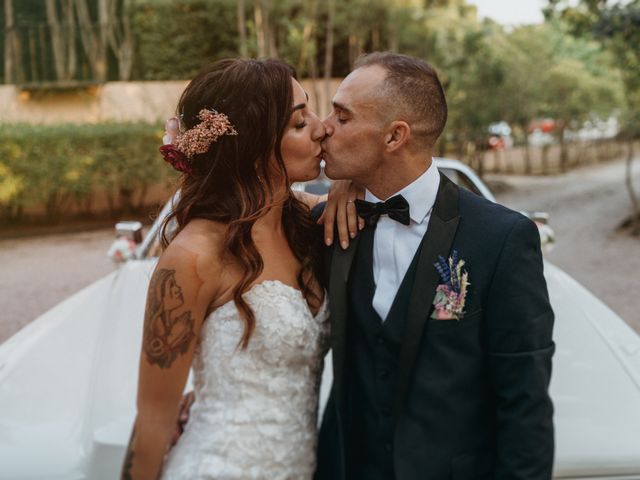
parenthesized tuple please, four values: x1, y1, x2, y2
(490, 156, 640, 332)
(0, 229, 117, 343)
(1, 156, 639, 343)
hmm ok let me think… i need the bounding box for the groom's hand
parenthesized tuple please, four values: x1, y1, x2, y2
(170, 391, 195, 447)
(319, 180, 365, 249)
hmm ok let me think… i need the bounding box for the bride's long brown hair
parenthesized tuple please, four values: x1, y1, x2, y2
(160, 58, 322, 348)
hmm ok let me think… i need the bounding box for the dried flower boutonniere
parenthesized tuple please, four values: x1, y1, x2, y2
(431, 250, 469, 320)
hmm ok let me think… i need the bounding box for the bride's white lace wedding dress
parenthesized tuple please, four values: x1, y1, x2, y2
(161, 280, 330, 480)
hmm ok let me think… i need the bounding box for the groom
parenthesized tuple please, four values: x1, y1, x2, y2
(315, 52, 555, 480)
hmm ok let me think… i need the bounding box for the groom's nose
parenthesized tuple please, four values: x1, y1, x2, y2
(322, 119, 334, 137)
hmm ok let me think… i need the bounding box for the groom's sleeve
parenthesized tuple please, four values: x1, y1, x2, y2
(485, 216, 555, 480)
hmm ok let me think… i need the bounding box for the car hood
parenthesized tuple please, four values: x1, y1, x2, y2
(0, 259, 156, 480)
(1, 259, 640, 479)
(546, 262, 640, 478)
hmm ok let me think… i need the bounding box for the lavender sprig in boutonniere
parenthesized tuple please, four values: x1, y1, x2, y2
(431, 250, 469, 320)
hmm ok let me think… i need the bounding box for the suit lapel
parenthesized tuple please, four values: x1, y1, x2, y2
(393, 173, 460, 420)
(328, 234, 361, 402)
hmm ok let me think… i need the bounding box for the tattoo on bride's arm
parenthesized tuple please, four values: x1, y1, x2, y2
(121, 426, 136, 480)
(143, 268, 196, 369)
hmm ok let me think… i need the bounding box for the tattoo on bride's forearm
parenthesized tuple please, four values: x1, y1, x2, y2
(121, 426, 136, 480)
(143, 268, 195, 368)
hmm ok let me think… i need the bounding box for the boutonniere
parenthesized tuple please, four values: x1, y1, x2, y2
(431, 250, 469, 320)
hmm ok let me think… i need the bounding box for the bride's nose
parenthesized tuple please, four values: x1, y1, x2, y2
(311, 115, 326, 142)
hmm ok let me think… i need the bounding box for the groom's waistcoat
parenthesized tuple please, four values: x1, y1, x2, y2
(348, 224, 423, 480)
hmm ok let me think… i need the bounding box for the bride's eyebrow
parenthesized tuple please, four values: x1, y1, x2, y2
(291, 93, 310, 113)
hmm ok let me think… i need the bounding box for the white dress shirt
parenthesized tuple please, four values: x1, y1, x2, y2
(367, 162, 440, 321)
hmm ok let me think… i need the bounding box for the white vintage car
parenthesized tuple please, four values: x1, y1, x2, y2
(1, 159, 639, 479)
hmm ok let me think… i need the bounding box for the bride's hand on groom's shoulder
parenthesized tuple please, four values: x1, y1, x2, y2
(319, 180, 365, 250)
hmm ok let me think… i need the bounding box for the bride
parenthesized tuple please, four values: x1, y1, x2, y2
(122, 58, 348, 479)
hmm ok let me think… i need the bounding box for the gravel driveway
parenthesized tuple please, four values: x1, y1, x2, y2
(1, 156, 639, 343)
(0, 229, 117, 343)
(490, 157, 640, 332)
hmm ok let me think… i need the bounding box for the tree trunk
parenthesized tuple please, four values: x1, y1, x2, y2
(296, 0, 317, 74)
(74, 0, 107, 81)
(559, 124, 568, 173)
(323, 0, 335, 117)
(237, 0, 247, 57)
(541, 144, 550, 174)
(265, 0, 277, 58)
(348, 34, 358, 67)
(46, 0, 64, 80)
(371, 24, 380, 51)
(4, 0, 14, 84)
(254, 0, 266, 58)
(518, 122, 532, 174)
(46, 0, 76, 81)
(475, 149, 485, 178)
(625, 138, 640, 235)
(387, 9, 399, 52)
(65, 0, 77, 77)
(106, 0, 134, 80)
(97, 0, 109, 80)
(307, 31, 321, 117)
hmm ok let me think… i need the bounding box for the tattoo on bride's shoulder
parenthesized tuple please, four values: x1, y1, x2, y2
(143, 268, 196, 369)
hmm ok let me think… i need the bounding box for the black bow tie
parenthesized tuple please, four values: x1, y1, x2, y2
(355, 194, 411, 227)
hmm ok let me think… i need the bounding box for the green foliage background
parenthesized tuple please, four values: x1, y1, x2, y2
(0, 123, 172, 222)
(132, 0, 239, 80)
(0, 0, 634, 223)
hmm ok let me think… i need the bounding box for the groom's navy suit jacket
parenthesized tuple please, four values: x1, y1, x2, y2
(314, 173, 555, 480)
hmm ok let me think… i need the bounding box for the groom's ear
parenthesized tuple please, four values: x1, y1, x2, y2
(384, 121, 411, 152)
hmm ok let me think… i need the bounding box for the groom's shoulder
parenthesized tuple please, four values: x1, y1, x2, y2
(457, 187, 531, 235)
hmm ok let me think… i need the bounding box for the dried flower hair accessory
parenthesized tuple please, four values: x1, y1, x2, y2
(159, 108, 238, 175)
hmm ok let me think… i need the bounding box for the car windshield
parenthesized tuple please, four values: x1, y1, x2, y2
(438, 168, 483, 197)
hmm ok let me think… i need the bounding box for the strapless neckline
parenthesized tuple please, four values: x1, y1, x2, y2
(214, 279, 328, 320)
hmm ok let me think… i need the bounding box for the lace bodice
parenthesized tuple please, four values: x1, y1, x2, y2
(161, 280, 330, 480)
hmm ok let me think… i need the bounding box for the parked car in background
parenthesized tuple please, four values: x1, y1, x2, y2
(1, 159, 639, 479)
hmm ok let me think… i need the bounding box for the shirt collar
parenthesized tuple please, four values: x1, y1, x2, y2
(365, 161, 440, 225)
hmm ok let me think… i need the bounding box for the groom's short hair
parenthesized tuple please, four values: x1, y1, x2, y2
(354, 52, 447, 147)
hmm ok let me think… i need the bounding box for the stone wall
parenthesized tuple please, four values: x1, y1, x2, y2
(0, 79, 342, 125)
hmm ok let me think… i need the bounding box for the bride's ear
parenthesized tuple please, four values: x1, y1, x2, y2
(384, 121, 411, 152)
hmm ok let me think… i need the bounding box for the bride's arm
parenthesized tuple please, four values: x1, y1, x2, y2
(121, 239, 220, 480)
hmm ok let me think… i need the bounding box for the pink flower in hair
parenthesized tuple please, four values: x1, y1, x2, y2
(174, 109, 238, 159)
(159, 109, 237, 175)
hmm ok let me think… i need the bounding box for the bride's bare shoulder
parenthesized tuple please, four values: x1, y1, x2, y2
(160, 219, 228, 289)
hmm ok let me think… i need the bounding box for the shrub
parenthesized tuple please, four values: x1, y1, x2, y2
(0, 123, 175, 223)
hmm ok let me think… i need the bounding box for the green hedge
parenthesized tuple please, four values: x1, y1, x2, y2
(0, 123, 174, 223)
